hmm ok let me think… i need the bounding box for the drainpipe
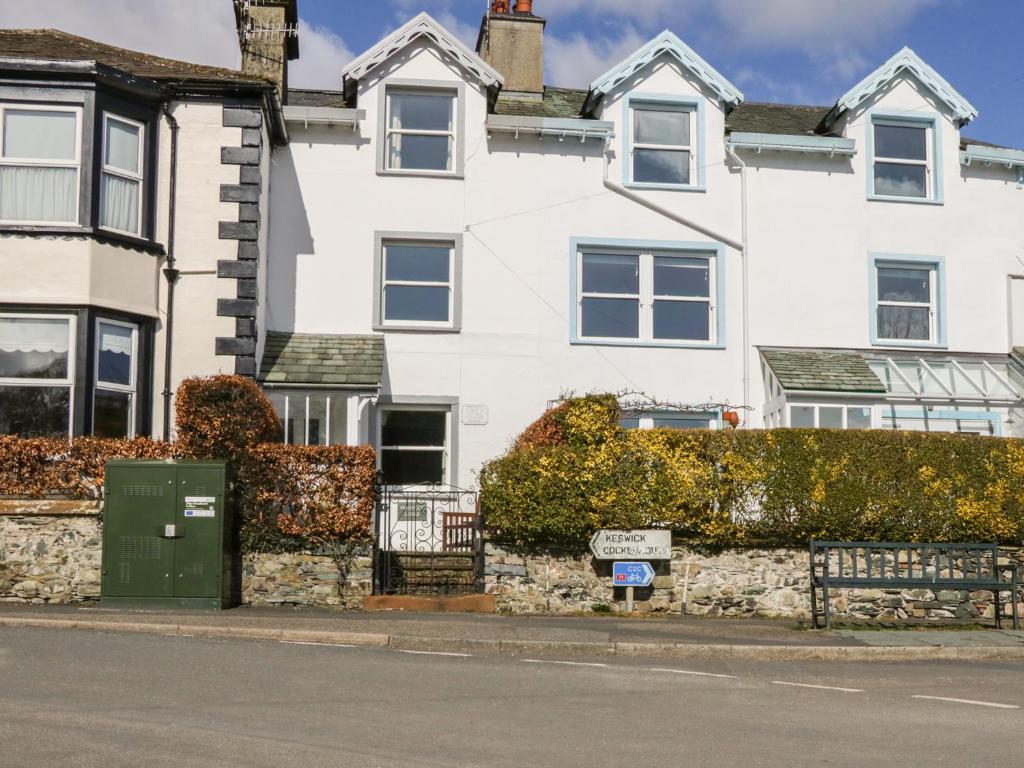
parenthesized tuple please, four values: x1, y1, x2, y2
(160, 100, 180, 440)
(725, 144, 751, 426)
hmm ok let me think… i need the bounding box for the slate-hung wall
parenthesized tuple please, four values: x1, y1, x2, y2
(267, 10, 1024, 489)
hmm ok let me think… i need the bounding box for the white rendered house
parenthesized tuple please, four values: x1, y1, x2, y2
(264, 3, 1024, 488)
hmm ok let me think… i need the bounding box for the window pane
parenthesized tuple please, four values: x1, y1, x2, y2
(847, 407, 872, 429)
(652, 416, 711, 430)
(634, 109, 689, 146)
(620, 416, 641, 430)
(389, 93, 453, 132)
(790, 406, 815, 428)
(654, 256, 710, 298)
(819, 407, 843, 429)
(0, 166, 77, 222)
(0, 317, 69, 378)
(382, 449, 444, 486)
(307, 396, 327, 445)
(101, 173, 140, 233)
(581, 297, 639, 338)
(93, 390, 131, 438)
(388, 134, 451, 171)
(0, 386, 70, 436)
(3, 110, 77, 160)
(582, 254, 638, 294)
(653, 300, 710, 341)
(878, 306, 930, 340)
(878, 268, 930, 303)
(381, 410, 446, 447)
(385, 244, 450, 282)
(384, 285, 449, 322)
(97, 322, 133, 386)
(634, 148, 690, 185)
(874, 162, 927, 198)
(874, 124, 926, 161)
(105, 118, 140, 173)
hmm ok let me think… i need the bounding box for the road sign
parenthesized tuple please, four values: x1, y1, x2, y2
(589, 529, 671, 560)
(612, 561, 655, 588)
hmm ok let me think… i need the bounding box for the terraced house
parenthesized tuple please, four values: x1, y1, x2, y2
(2, 1, 1023, 489)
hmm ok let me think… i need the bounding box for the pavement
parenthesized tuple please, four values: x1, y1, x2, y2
(2, 626, 1023, 767)
(2, 603, 1024, 661)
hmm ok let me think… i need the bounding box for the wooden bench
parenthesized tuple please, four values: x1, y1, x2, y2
(810, 541, 1019, 630)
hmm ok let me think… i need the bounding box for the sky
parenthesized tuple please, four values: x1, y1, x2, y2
(0, 0, 1020, 146)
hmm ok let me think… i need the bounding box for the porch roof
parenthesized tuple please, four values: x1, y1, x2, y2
(761, 348, 887, 393)
(258, 332, 384, 388)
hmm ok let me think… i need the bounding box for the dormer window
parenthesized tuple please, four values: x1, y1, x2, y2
(624, 94, 705, 191)
(386, 89, 455, 173)
(100, 113, 144, 236)
(869, 115, 941, 203)
(0, 105, 81, 225)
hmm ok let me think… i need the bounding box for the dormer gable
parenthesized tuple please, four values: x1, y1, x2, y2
(584, 30, 743, 114)
(826, 47, 978, 128)
(341, 12, 503, 98)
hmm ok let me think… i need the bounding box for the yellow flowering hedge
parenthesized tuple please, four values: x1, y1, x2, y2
(480, 397, 1024, 550)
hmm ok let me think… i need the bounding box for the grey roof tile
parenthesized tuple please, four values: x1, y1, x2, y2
(258, 332, 385, 388)
(761, 348, 886, 393)
(493, 86, 588, 119)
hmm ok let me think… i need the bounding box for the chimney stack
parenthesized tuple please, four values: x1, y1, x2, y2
(477, 0, 545, 97)
(234, 0, 300, 103)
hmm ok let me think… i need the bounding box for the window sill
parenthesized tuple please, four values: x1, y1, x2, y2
(374, 323, 461, 334)
(377, 169, 464, 181)
(571, 338, 724, 350)
(867, 194, 943, 206)
(0, 225, 164, 255)
(870, 339, 947, 350)
(625, 181, 706, 193)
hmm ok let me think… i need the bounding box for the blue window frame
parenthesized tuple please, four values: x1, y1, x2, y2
(570, 237, 726, 349)
(623, 93, 706, 192)
(868, 253, 947, 348)
(866, 111, 943, 204)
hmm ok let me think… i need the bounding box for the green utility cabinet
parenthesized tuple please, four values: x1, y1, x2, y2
(101, 460, 238, 609)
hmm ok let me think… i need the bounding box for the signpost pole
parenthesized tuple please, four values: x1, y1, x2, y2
(625, 585, 634, 614)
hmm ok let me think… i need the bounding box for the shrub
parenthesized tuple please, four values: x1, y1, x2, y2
(174, 375, 280, 460)
(481, 397, 1024, 549)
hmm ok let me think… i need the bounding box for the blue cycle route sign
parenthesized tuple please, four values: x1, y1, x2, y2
(612, 561, 655, 587)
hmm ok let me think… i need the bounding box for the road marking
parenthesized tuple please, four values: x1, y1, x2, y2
(397, 650, 472, 657)
(649, 668, 737, 679)
(772, 681, 864, 693)
(521, 659, 609, 668)
(281, 641, 356, 648)
(911, 695, 1019, 710)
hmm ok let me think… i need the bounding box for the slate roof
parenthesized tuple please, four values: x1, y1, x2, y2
(287, 88, 351, 108)
(493, 86, 588, 118)
(259, 332, 385, 388)
(0, 29, 270, 87)
(761, 348, 887, 393)
(725, 102, 832, 136)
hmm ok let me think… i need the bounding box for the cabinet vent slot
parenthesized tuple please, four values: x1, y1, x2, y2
(119, 562, 130, 584)
(191, 562, 204, 576)
(120, 536, 161, 560)
(121, 485, 163, 497)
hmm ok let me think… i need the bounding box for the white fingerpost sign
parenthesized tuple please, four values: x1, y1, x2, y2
(589, 530, 672, 560)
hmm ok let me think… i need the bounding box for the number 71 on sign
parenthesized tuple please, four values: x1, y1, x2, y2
(612, 561, 654, 587)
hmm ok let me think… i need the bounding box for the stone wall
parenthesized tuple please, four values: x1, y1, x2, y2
(0, 501, 103, 604)
(485, 543, 1024, 622)
(242, 550, 373, 609)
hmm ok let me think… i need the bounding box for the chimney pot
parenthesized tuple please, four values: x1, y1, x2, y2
(513, 0, 533, 13)
(491, 0, 510, 12)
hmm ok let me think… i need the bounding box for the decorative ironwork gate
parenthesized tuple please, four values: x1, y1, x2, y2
(373, 482, 483, 595)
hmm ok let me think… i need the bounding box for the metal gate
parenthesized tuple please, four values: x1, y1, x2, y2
(373, 482, 483, 595)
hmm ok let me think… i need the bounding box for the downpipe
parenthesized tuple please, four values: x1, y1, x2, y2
(160, 101, 180, 440)
(725, 144, 751, 426)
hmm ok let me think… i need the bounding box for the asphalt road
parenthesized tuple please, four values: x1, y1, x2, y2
(1, 628, 1021, 768)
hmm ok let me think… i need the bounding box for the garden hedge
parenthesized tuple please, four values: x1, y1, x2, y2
(0, 376, 376, 553)
(480, 396, 1024, 550)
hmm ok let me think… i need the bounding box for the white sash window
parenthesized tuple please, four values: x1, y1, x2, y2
(0, 314, 75, 437)
(93, 319, 138, 438)
(100, 114, 144, 235)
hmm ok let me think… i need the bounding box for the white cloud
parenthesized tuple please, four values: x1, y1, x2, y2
(0, 0, 240, 69)
(289, 20, 354, 90)
(732, 68, 816, 106)
(544, 27, 647, 87)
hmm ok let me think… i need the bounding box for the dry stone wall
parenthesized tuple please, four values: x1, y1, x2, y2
(485, 543, 1024, 622)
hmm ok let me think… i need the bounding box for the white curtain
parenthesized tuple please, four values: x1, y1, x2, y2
(0, 317, 69, 353)
(98, 323, 133, 356)
(0, 165, 77, 222)
(101, 173, 139, 233)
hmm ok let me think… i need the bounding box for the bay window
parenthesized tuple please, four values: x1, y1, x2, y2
(100, 113, 144, 235)
(575, 242, 720, 346)
(93, 319, 138, 438)
(0, 105, 80, 224)
(0, 314, 75, 437)
(379, 408, 449, 487)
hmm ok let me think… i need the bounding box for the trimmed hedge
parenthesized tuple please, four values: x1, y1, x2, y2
(480, 397, 1024, 550)
(0, 376, 375, 553)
